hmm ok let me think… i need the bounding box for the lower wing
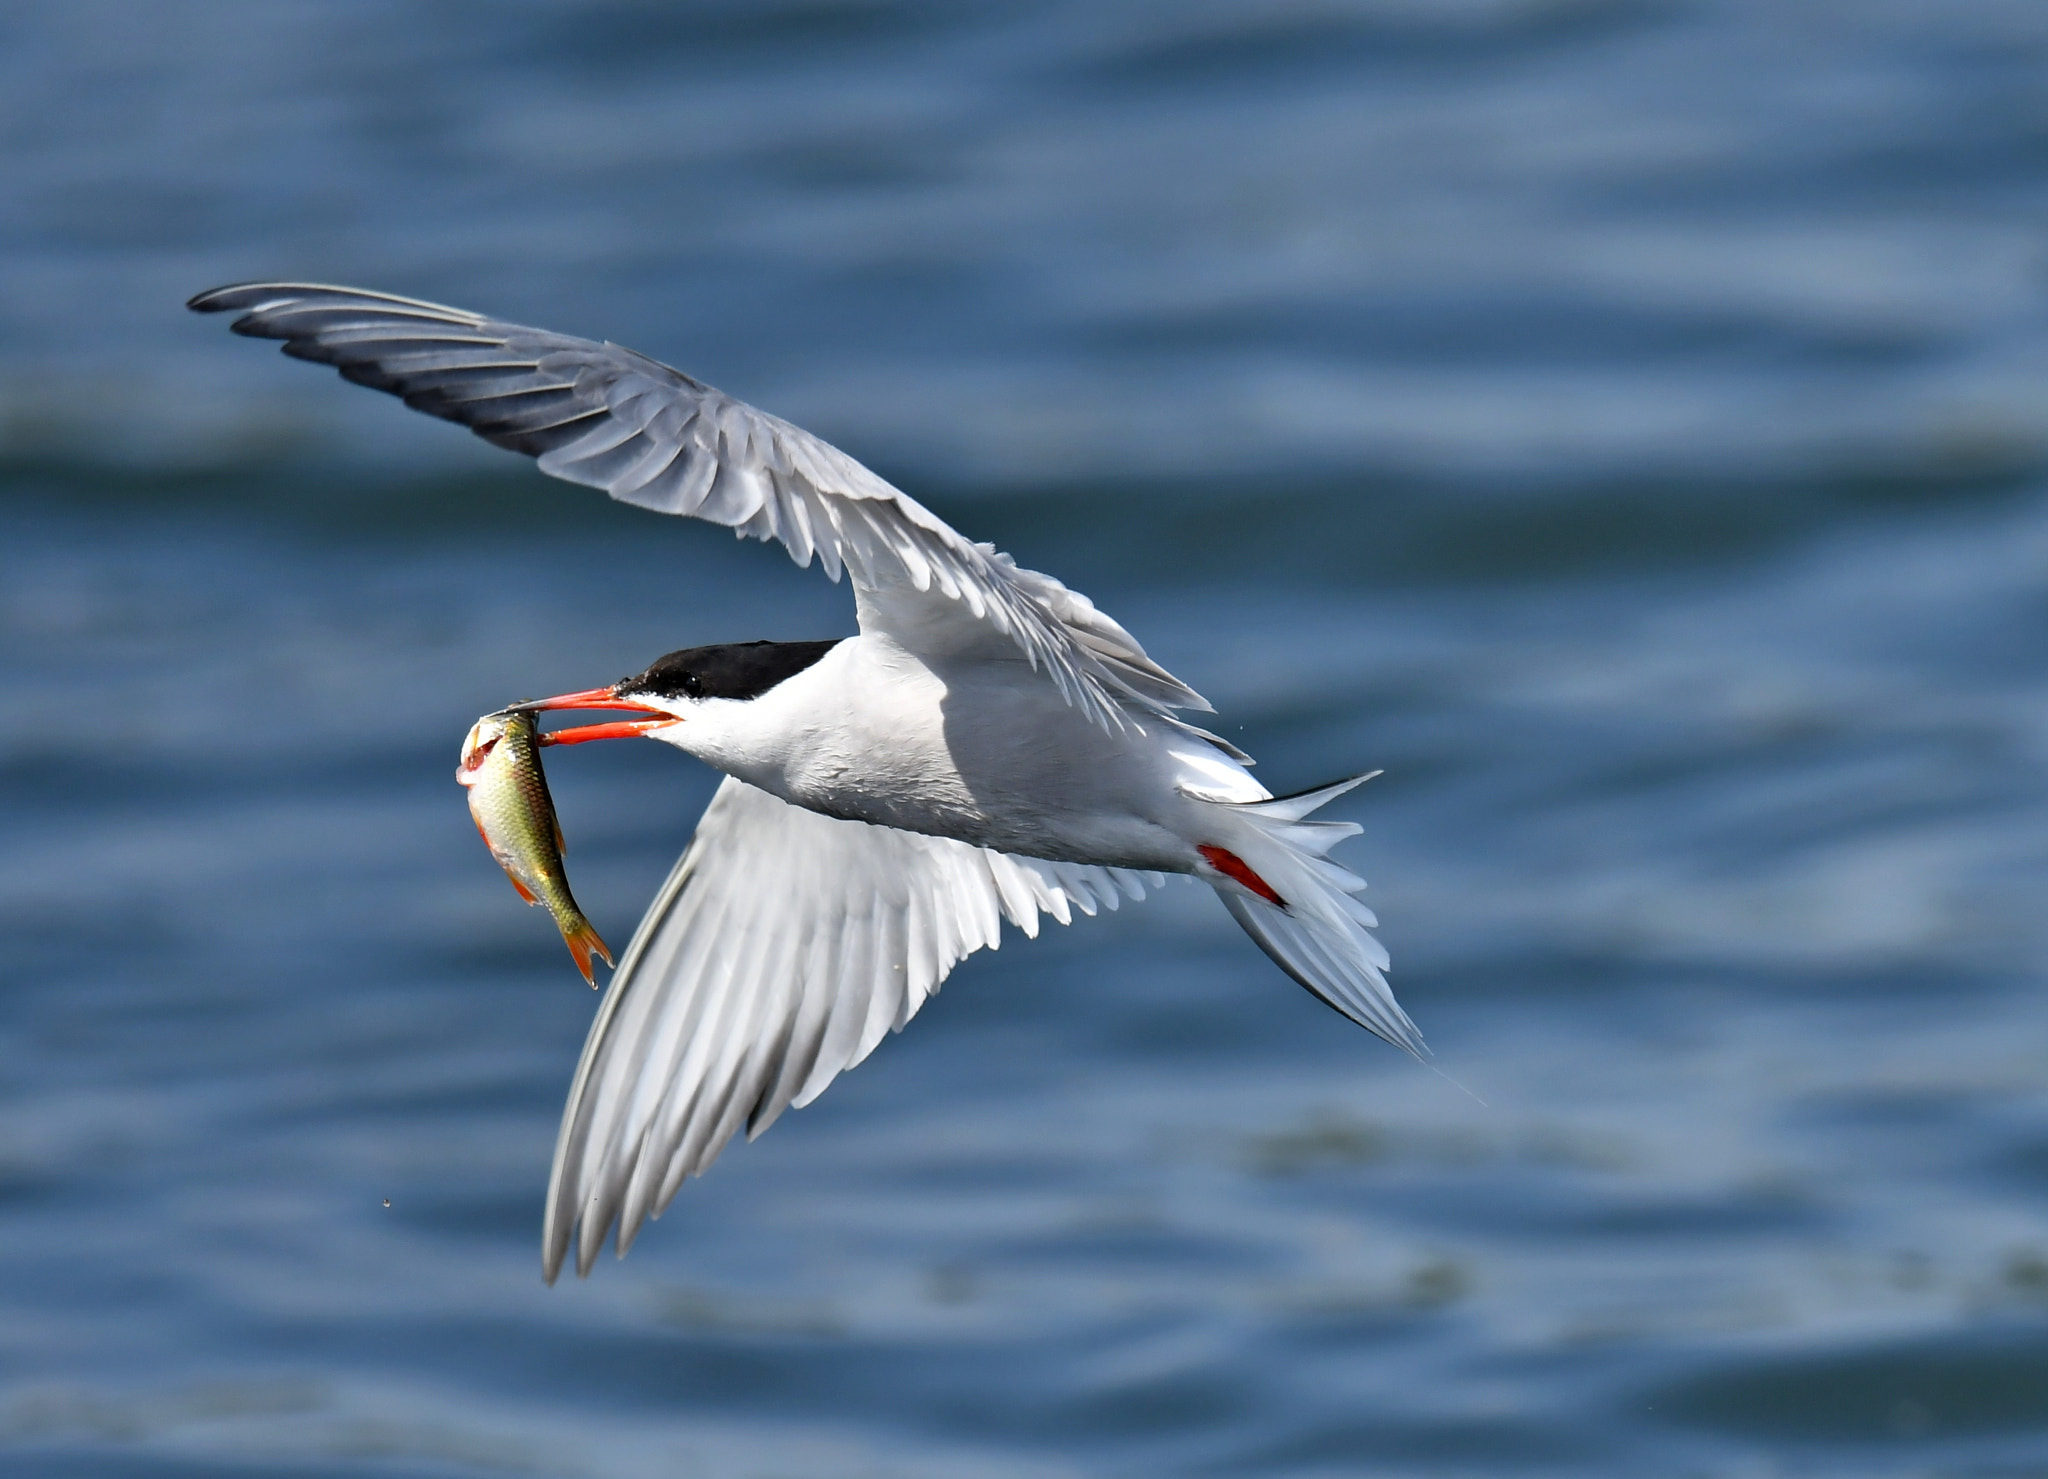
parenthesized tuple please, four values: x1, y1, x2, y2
(544, 776, 1156, 1281)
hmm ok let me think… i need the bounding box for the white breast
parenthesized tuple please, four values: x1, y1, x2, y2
(651, 635, 1235, 870)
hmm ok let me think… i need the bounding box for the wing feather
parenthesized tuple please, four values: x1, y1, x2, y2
(191, 281, 1209, 734)
(540, 777, 1155, 1282)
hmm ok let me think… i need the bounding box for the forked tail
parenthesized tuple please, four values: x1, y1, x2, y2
(1192, 773, 1425, 1058)
(558, 915, 615, 989)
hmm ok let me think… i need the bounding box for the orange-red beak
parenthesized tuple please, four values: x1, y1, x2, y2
(508, 687, 676, 747)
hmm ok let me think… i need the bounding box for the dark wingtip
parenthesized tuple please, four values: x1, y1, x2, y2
(186, 282, 269, 313)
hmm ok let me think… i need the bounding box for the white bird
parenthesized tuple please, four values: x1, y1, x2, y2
(190, 283, 1424, 1281)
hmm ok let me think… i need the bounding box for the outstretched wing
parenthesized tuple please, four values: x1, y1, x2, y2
(189, 282, 1208, 734)
(544, 777, 1157, 1282)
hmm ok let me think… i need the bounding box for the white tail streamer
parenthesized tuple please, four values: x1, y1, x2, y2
(1194, 773, 1426, 1059)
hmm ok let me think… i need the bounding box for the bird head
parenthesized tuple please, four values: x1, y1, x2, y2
(508, 639, 842, 746)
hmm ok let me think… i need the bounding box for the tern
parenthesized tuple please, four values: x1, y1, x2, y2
(190, 283, 1424, 1281)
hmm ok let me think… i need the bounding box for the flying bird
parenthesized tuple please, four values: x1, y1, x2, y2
(189, 283, 1423, 1281)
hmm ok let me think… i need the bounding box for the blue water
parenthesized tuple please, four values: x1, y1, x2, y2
(6, 2, 2048, 1474)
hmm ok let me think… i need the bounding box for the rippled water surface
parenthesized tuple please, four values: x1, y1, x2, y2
(6, 3, 2048, 1475)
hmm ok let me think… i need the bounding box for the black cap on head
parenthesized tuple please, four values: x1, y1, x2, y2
(622, 639, 842, 703)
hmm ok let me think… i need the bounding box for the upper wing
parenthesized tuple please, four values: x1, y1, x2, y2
(189, 282, 1208, 734)
(543, 776, 1157, 1282)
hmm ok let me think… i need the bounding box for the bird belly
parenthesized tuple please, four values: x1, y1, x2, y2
(756, 645, 1224, 871)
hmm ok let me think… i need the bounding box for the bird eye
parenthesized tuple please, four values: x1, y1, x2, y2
(682, 672, 703, 698)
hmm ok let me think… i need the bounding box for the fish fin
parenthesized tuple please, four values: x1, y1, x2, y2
(472, 815, 537, 901)
(562, 919, 614, 988)
(553, 815, 567, 854)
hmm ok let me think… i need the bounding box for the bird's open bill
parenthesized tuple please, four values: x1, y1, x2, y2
(509, 688, 675, 747)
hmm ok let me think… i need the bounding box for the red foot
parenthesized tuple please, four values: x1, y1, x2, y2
(1199, 845, 1286, 907)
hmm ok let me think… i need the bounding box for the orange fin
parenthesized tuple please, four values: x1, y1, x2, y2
(472, 814, 539, 902)
(561, 919, 614, 988)
(1198, 845, 1287, 908)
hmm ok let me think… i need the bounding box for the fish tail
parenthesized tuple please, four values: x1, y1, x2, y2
(560, 915, 615, 989)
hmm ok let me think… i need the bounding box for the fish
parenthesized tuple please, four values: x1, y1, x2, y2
(457, 708, 614, 986)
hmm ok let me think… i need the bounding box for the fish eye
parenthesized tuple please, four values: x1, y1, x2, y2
(682, 672, 703, 699)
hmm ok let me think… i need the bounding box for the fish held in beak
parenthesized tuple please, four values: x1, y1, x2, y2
(458, 709, 614, 986)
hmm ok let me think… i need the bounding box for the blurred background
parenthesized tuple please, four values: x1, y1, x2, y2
(5, 1, 2048, 1475)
